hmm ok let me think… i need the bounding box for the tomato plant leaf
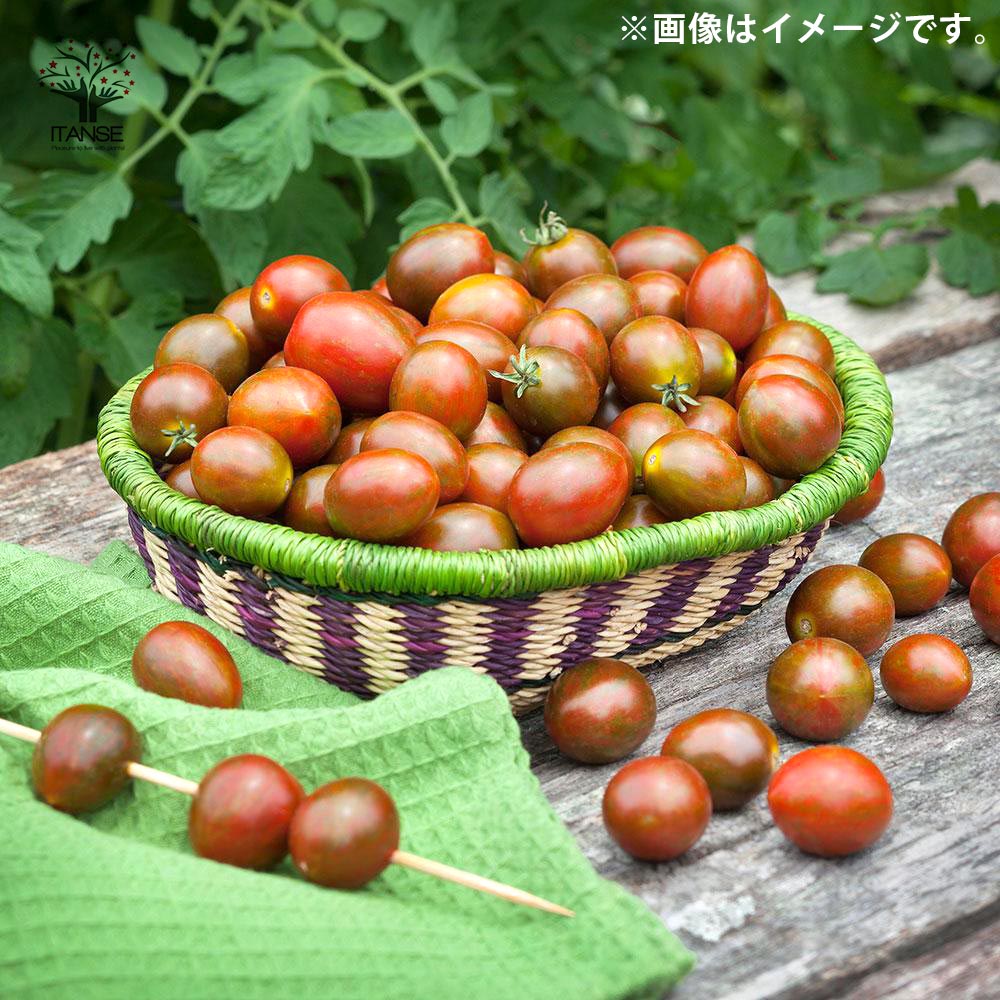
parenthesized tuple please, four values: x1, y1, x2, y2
(936, 186, 1000, 296)
(411, 4, 457, 66)
(810, 155, 882, 207)
(0, 210, 52, 318)
(441, 92, 493, 158)
(337, 8, 386, 42)
(755, 208, 839, 276)
(817, 243, 929, 306)
(197, 208, 269, 290)
(397, 197, 454, 241)
(478, 172, 531, 254)
(136, 16, 202, 78)
(326, 109, 417, 158)
(423, 78, 458, 115)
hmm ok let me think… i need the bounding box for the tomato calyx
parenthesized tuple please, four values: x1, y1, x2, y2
(162, 419, 199, 458)
(490, 344, 541, 399)
(652, 375, 700, 413)
(520, 202, 568, 247)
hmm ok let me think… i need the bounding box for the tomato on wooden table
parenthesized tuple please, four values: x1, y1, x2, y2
(608, 402, 685, 480)
(735, 354, 844, 428)
(744, 319, 836, 378)
(610, 226, 707, 282)
(880, 634, 973, 712)
(464, 401, 528, 451)
(544, 273, 642, 344)
(215, 286, 271, 371)
(518, 308, 610, 391)
(521, 208, 617, 299)
(680, 396, 741, 453)
(417, 320, 517, 402)
(941, 493, 1000, 588)
(858, 533, 952, 616)
(281, 465, 339, 535)
(460, 443, 528, 513)
(155, 313, 249, 393)
(970, 554, 1000, 643)
(610, 316, 703, 407)
(628, 270, 687, 320)
(612, 495, 671, 530)
(689, 327, 738, 398)
(685, 245, 768, 352)
(404, 502, 519, 552)
(428, 273, 535, 339)
(325, 418, 375, 463)
(251, 254, 350, 343)
(833, 468, 885, 525)
(738, 456, 776, 509)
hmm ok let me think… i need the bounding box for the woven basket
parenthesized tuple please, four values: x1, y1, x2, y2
(98, 315, 892, 711)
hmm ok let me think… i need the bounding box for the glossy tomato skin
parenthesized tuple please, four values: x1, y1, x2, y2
(603, 756, 712, 861)
(523, 228, 617, 300)
(250, 254, 350, 342)
(464, 401, 528, 451)
(941, 493, 1000, 588)
(768, 747, 892, 857)
(680, 396, 741, 453)
(130, 363, 229, 462)
(970, 554, 1000, 643)
(189, 755, 304, 870)
(404, 502, 519, 552)
(880, 634, 973, 712)
(387, 223, 494, 321)
(370, 275, 391, 300)
(164, 460, 201, 500)
(460, 443, 527, 513)
(281, 464, 339, 535)
(417, 320, 516, 403)
(508, 442, 631, 546)
(738, 374, 842, 478)
(264, 350, 285, 369)
(544, 658, 656, 764)
(541, 425, 634, 474)
(228, 367, 342, 468)
(324, 417, 375, 463)
(738, 456, 776, 509)
(745, 320, 836, 378)
(608, 403, 685, 480)
(767, 638, 874, 742)
(361, 411, 469, 503)
(736, 354, 845, 428)
(833, 468, 885, 526)
(628, 270, 687, 321)
(284, 291, 416, 414)
(215, 287, 271, 371)
(612, 494, 671, 530)
(191, 427, 293, 518)
(389, 341, 487, 440)
(494, 250, 529, 286)
(859, 533, 952, 616)
(610, 226, 708, 282)
(685, 245, 768, 352)
(428, 273, 534, 339)
(690, 328, 738, 398)
(132, 621, 242, 708)
(763, 287, 787, 329)
(518, 308, 610, 391)
(32, 705, 142, 814)
(324, 449, 439, 542)
(661, 709, 779, 810)
(786, 565, 895, 655)
(544, 273, 642, 344)
(610, 316, 703, 406)
(155, 313, 250, 393)
(643, 429, 746, 519)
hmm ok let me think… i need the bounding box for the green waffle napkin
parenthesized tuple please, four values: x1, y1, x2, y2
(0, 541, 693, 999)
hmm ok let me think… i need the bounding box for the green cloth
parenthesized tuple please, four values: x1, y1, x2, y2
(0, 541, 693, 999)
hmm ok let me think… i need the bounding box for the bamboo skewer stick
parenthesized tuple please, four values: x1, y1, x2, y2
(0, 716, 574, 918)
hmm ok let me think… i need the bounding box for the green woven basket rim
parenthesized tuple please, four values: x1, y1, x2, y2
(97, 313, 892, 598)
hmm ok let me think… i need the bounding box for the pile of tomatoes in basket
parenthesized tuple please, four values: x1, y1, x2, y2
(130, 211, 848, 550)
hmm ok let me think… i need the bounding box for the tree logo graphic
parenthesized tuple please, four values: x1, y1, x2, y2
(37, 38, 139, 123)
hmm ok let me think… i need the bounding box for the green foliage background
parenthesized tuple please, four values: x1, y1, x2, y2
(0, 0, 997, 467)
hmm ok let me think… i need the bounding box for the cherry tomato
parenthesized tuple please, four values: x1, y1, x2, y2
(460, 443, 527, 513)
(32, 705, 141, 814)
(464, 401, 528, 451)
(325, 417, 375, 463)
(771, 474, 796, 497)
(522, 212, 617, 300)
(541, 425, 634, 474)
(603, 756, 712, 861)
(264, 350, 285, 369)
(859, 533, 952, 617)
(189, 755, 304, 870)
(289, 778, 400, 889)
(191, 426, 293, 518)
(643, 429, 746, 519)
(404, 502, 519, 552)
(738, 374, 842, 478)
(417, 320, 517, 403)
(661, 709, 779, 810)
(508, 442, 631, 546)
(763, 287, 787, 329)
(768, 747, 892, 857)
(880, 634, 973, 712)
(132, 620, 242, 708)
(281, 464, 339, 535)
(428, 273, 535, 339)
(130, 363, 229, 462)
(608, 402, 685, 479)
(735, 355, 845, 428)
(591, 382, 628, 430)
(155, 313, 250, 393)
(685, 245, 768, 352)
(387, 223, 494, 321)
(370, 275, 391, 300)
(970, 554, 1000, 643)
(785, 565, 895, 655)
(610, 316, 703, 407)
(544, 273, 642, 344)
(738, 456, 776, 509)
(251, 254, 350, 342)
(355, 289, 424, 337)
(544, 658, 656, 764)
(518, 308, 610, 391)
(833, 468, 885, 526)
(494, 345, 600, 437)
(164, 460, 200, 500)
(628, 270, 687, 321)
(361, 411, 469, 503)
(215, 286, 270, 371)
(494, 250, 529, 286)
(690, 327, 738, 398)
(325, 449, 439, 542)
(941, 493, 1000, 588)
(228, 366, 342, 468)
(389, 341, 488, 440)
(745, 320, 836, 378)
(612, 494, 671, 530)
(680, 396, 741, 453)
(284, 291, 415, 414)
(610, 226, 707, 282)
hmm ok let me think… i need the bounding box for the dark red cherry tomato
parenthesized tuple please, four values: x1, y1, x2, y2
(689, 327, 738, 398)
(768, 747, 892, 857)
(281, 464, 339, 535)
(608, 402, 685, 479)
(610, 226, 707, 282)
(735, 354, 845, 428)
(738, 374, 842, 478)
(370, 275, 391, 300)
(686, 245, 768, 352)
(942, 493, 1000, 588)
(767, 637, 874, 742)
(387, 223, 494, 321)
(189, 755, 303, 870)
(263, 350, 285, 369)
(228, 366, 342, 468)
(215, 286, 270, 371)
(610, 316, 702, 407)
(155, 313, 249, 393)
(518, 308, 610, 391)
(324, 417, 374, 463)
(833, 468, 885, 526)
(785, 565, 895, 655)
(880, 634, 973, 712)
(628, 270, 687, 321)
(763, 286, 787, 328)
(508, 442, 631, 546)
(428, 273, 535, 339)
(404, 502, 519, 551)
(389, 341, 487, 440)
(971, 554, 1000, 643)
(603, 756, 712, 861)
(32, 705, 141, 814)
(745, 320, 836, 378)
(361, 411, 468, 503)
(522, 211, 617, 300)
(417, 320, 516, 403)
(460, 443, 528, 513)
(494, 250, 529, 286)
(191, 426, 293, 517)
(541, 425, 634, 473)
(464, 401, 528, 451)
(325, 449, 439, 542)
(164, 460, 201, 500)
(859, 533, 952, 617)
(130, 363, 229, 462)
(355, 289, 424, 337)
(738, 456, 776, 509)
(284, 291, 416, 414)
(591, 382, 628, 430)
(680, 396, 741, 453)
(544, 273, 642, 344)
(643, 429, 746, 519)
(612, 494, 671, 529)
(132, 620, 242, 708)
(661, 709, 779, 810)
(289, 778, 400, 888)
(251, 254, 350, 342)
(544, 658, 656, 764)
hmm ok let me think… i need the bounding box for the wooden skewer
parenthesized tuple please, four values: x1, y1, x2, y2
(0, 716, 574, 917)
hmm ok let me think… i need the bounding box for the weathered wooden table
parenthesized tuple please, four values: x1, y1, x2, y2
(2, 162, 998, 999)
